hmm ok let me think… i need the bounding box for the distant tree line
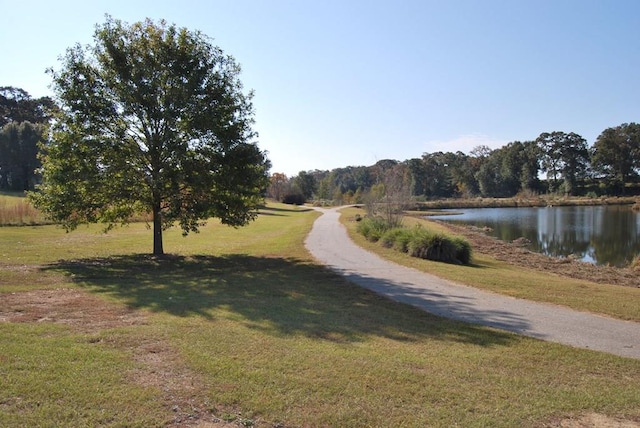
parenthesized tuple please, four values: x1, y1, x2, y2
(269, 124, 640, 203)
(2, 84, 639, 200)
(0, 86, 55, 191)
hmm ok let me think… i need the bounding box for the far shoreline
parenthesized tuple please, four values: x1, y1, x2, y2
(408, 195, 639, 212)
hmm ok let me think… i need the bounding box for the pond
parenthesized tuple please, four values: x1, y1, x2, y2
(428, 205, 640, 267)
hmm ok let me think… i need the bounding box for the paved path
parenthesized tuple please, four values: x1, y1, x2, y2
(304, 207, 640, 359)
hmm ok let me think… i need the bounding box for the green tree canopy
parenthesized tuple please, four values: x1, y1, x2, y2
(31, 17, 270, 255)
(591, 122, 640, 193)
(475, 141, 540, 197)
(537, 131, 589, 195)
(0, 86, 56, 126)
(0, 121, 46, 191)
(0, 87, 55, 191)
(292, 171, 317, 200)
(419, 152, 456, 198)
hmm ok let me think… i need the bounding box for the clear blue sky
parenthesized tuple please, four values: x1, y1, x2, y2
(2, 0, 639, 176)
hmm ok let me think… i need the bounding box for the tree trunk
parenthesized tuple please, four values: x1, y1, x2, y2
(153, 202, 164, 255)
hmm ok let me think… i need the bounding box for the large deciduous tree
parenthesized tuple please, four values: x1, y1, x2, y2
(292, 171, 317, 200)
(31, 17, 270, 255)
(418, 152, 464, 198)
(536, 131, 589, 195)
(591, 123, 640, 194)
(267, 172, 290, 202)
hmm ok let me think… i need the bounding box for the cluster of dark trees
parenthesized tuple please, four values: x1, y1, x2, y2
(0, 86, 55, 191)
(269, 124, 640, 203)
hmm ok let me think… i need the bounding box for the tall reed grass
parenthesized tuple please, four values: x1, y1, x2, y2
(0, 194, 154, 226)
(0, 197, 48, 225)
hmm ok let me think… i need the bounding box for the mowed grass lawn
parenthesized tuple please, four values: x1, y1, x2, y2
(1, 202, 639, 427)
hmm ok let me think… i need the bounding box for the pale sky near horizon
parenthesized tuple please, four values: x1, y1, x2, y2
(2, 0, 639, 176)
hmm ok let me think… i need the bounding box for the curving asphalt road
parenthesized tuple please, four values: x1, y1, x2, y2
(304, 206, 640, 360)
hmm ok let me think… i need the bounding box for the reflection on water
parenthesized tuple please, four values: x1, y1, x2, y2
(429, 205, 640, 266)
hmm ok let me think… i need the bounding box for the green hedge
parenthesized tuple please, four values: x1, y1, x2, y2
(358, 218, 472, 265)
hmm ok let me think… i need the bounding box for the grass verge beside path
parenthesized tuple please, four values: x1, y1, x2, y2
(341, 206, 640, 322)
(1, 202, 639, 427)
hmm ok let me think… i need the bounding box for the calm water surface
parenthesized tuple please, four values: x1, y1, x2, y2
(429, 205, 640, 266)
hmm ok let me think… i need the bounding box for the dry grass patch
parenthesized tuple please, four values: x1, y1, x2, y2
(0, 193, 48, 225)
(0, 287, 241, 427)
(547, 412, 640, 427)
(0, 288, 145, 329)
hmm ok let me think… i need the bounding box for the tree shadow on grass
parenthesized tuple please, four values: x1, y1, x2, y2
(259, 205, 314, 215)
(43, 254, 518, 347)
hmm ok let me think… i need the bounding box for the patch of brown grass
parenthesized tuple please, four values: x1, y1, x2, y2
(0, 288, 241, 427)
(0, 198, 47, 225)
(0, 288, 145, 329)
(543, 412, 640, 427)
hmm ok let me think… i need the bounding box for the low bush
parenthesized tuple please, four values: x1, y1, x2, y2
(380, 227, 413, 252)
(411, 228, 472, 264)
(408, 228, 458, 263)
(451, 235, 473, 265)
(358, 220, 472, 264)
(356, 216, 390, 242)
(282, 193, 306, 205)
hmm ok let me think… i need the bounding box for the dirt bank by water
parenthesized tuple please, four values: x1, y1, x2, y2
(437, 221, 639, 288)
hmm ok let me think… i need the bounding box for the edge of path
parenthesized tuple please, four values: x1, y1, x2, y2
(304, 206, 640, 360)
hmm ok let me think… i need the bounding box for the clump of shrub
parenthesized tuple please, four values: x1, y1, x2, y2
(407, 226, 472, 265)
(356, 216, 390, 242)
(358, 218, 472, 265)
(380, 227, 414, 253)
